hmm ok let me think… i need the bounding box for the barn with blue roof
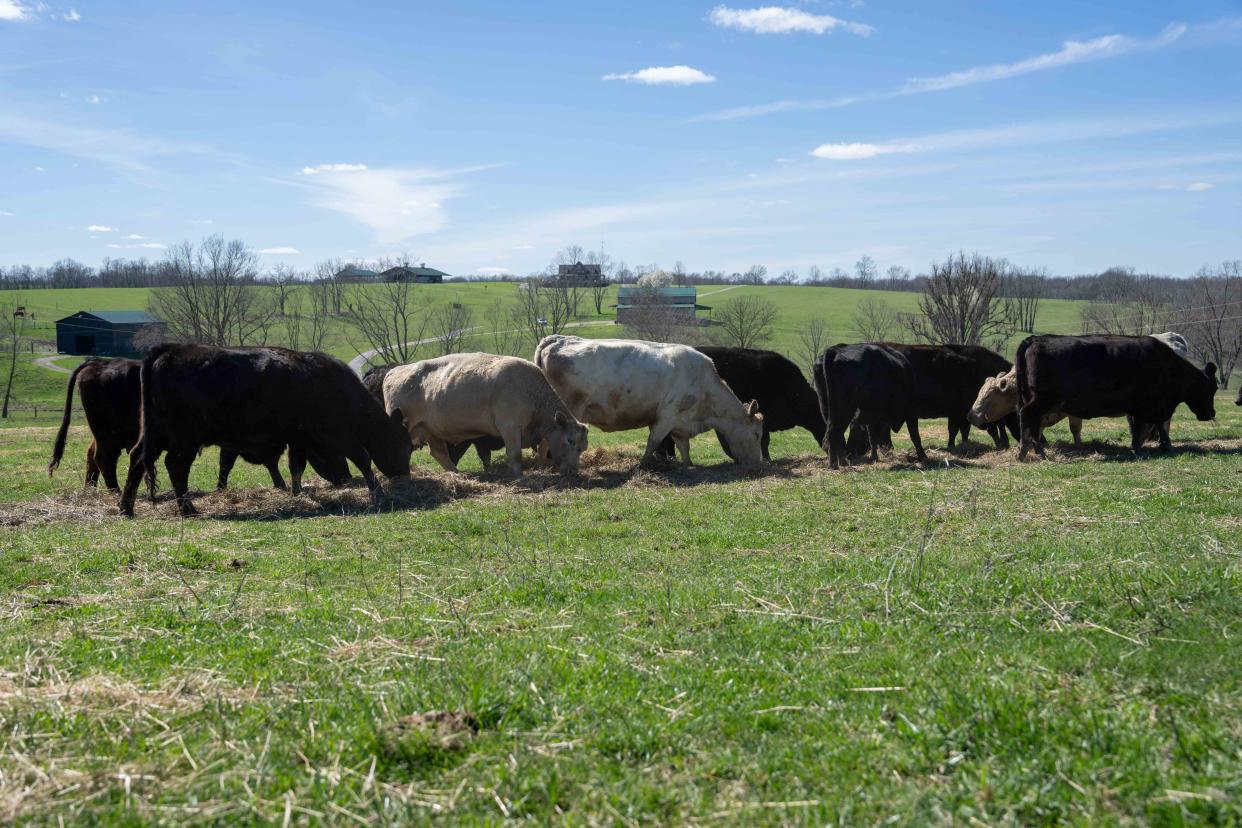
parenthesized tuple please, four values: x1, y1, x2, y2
(54, 310, 161, 357)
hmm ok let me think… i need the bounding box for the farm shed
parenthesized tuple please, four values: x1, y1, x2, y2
(54, 310, 160, 357)
(614, 286, 711, 325)
(379, 264, 451, 283)
(334, 266, 380, 282)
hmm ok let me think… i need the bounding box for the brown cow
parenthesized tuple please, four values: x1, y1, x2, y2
(968, 368, 1083, 446)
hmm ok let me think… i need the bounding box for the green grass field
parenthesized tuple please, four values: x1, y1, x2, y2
(1, 385, 1239, 823)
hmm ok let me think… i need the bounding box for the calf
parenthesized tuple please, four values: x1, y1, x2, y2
(49, 357, 348, 492)
(658, 346, 825, 461)
(363, 363, 503, 467)
(383, 353, 587, 476)
(534, 335, 764, 468)
(814, 343, 925, 468)
(969, 368, 1084, 446)
(120, 345, 410, 516)
(1015, 334, 1217, 459)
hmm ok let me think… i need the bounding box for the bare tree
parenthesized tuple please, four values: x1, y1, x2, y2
(267, 263, 300, 316)
(900, 251, 1016, 349)
(714, 295, 779, 349)
(852, 295, 897, 341)
(313, 259, 349, 315)
(1182, 261, 1242, 387)
(621, 285, 698, 344)
(306, 280, 334, 352)
(285, 291, 303, 350)
(1, 297, 29, 418)
(672, 260, 687, 286)
(1004, 270, 1045, 333)
(591, 278, 611, 315)
(855, 256, 877, 289)
(773, 269, 799, 285)
(1079, 279, 1171, 336)
(514, 281, 573, 346)
(149, 236, 276, 346)
(433, 302, 475, 355)
(346, 280, 433, 365)
(797, 316, 829, 376)
(742, 265, 767, 285)
(484, 300, 526, 356)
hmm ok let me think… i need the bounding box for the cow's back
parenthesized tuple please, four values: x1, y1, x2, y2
(696, 346, 818, 433)
(78, 358, 141, 441)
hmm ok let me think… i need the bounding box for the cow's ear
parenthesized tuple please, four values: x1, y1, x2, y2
(1205, 362, 1218, 381)
(998, 378, 1010, 391)
(996, 371, 1008, 380)
(745, 400, 760, 417)
(554, 410, 569, 427)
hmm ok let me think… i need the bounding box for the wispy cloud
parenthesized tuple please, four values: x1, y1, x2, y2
(86, 94, 104, 105)
(603, 66, 716, 85)
(123, 233, 145, 239)
(0, 210, 13, 217)
(811, 111, 1242, 162)
(708, 6, 872, 36)
(258, 246, 301, 254)
(0, 113, 219, 171)
(63, 8, 79, 21)
(693, 20, 1218, 122)
(0, 1, 29, 22)
(87, 224, 115, 232)
(1159, 181, 1217, 192)
(297, 163, 492, 242)
(106, 242, 166, 250)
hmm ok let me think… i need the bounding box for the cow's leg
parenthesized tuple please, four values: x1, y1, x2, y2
(1018, 402, 1048, 460)
(643, 418, 677, 465)
(657, 435, 677, 460)
(216, 448, 238, 491)
(674, 433, 692, 468)
(499, 426, 524, 476)
(264, 458, 288, 491)
(1068, 416, 1082, 446)
(426, 436, 458, 472)
(475, 444, 493, 469)
(97, 441, 124, 492)
(164, 447, 197, 517)
(85, 439, 101, 487)
(448, 441, 472, 467)
(988, 423, 1008, 450)
(825, 424, 845, 469)
(905, 418, 927, 463)
(288, 444, 306, 495)
(947, 419, 960, 449)
(760, 429, 771, 462)
(1157, 420, 1173, 452)
(868, 424, 880, 464)
(119, 440, 160, 517)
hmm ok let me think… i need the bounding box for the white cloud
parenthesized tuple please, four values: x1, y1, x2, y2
(258, 246, 301, 254)
(693, 20, 1202, 122)
(1185, 181, 1216, 191)
(63, 8, 79, 21)
(190, 219, 215, 225)
(475, 266, 512, 276)
(87, 224, 115, 232)
(603, 65, 716, 85)
(300, 163, 368, 175)
(512, 243, 535, 250)
(708, 5, 872, 36)
(0, 210, 13, 216)
(34, 165, 45, 172)
(0, 113, 219, 172)
(0, 1, 29, 21)
(299, 164, 480, 242)
(86, 95, 104, 105)
(123, 233, 145, 239)
(106, 242, 166, 250)
(811, 142, 916, 160)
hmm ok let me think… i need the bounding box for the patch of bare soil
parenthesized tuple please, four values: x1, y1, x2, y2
(381, 710, 480, 752)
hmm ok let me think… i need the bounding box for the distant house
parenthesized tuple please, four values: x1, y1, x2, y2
(55, 310, 161, 357)
(334, 266, 380, 282)
(379, 264, 451, 284)
(553, 261, 605, 286)
(614, 286, 710, 325)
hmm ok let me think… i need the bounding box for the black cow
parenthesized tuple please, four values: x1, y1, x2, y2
(120, 345, 411, 516)
(49, 357, 349, 493)
(361, 363, 504, 467)
(656, 346, 826, 461)
(1015, 334, 1217, 459)
(814, 343, 926, 468)
(882, 343, 1019, 449)
(1235, 385, 1241, 407)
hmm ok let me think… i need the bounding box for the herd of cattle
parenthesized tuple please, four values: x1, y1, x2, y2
(44, 331, 1232, 517)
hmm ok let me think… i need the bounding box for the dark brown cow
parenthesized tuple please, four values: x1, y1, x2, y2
(1015, 334, 1217, 459)
(49, 357, 349, 493)
(120, 344, 411, 516)
(814, 343, 926, 468)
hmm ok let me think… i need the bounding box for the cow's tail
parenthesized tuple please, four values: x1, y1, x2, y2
(533, 336, 554, 371)
(812, 350, 833, 449)
(134, 351, 160, 492)
(48, 361, 91, 476)
(1014, 336, 1036, 408)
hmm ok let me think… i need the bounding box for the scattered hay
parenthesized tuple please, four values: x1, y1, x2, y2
(381, 710, 480, 753)
(0, 668, 261, 715)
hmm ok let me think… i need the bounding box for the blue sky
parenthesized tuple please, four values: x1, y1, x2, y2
(1, 1, 1240, 277)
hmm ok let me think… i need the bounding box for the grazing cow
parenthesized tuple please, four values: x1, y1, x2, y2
(969, 368, 1084, 447)
(119, 345, 410, 516)
(383, 353, 587, 476)
(534, 335, 765, 468)
(1014, 334, 1217, 459)
(1236, 385, 1241, 407)
(657, 346, 825, 461)
(814, 343, 925, 468)
(49, 357, 350, 495)
(362, 363, 503, 468)
(882, 343, 1018, 449)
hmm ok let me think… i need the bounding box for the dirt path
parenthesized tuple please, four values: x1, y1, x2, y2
(33, 356, 74, 375)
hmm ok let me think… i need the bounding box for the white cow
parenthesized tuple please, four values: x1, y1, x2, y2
(534, 334, 765, 468)
(383, 353, 588, 476)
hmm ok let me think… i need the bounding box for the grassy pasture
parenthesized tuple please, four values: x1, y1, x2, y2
(1, 393, 1239, 824)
